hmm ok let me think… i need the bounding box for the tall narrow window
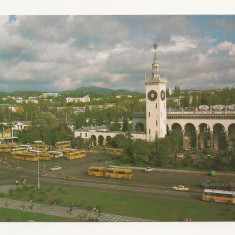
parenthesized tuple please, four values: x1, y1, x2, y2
(149, 112, 150, 117)
(156, 121, 157, 126)
(156, 103, 157, 109)
(149, 129, 151, 134)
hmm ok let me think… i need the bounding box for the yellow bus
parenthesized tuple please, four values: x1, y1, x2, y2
(13, 153, 26, 160)
(106, 148, 124, 155)
(32, 144, 50, 152)
(24, 153, 39, 162)
(8, 143, 20, 149)
(105, 167, 133, 179)
(64, 151, 87, 160)
(47, 151, 63, 159)
(88, 166, 105, 177)
(88, 167, 133, 180)
(29, 150, 52, 161)
(202, 189, 235, 204)
(11, 148, 29, 154)
(55, 141, 71, 148)
(0, 145, 12, 152)
(39, 153, 52, 161)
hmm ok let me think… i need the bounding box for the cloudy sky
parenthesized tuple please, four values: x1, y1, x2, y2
(0, 15, 235, 92)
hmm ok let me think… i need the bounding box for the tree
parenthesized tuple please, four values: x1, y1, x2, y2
(192, 93, 198, 107)
(151, 137, 172, 167)
(75, 114, 86, 129)
(181, 92, 190, 107)
(109, 120, 121, 131)
(181, 152, 193, 167)
(122, 118, 128, 132)
(73, 137, 89, 149)
(167, 99, 179, 108)
(17, 111, 72, 145)
(112, 134, 127, 149)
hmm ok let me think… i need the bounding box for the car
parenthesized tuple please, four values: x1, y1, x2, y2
(65, 176, 75, 181)
(172, 185, 189, 191)
(177, 153, 184, 158)
(50, 166, 62, 171)
(144, 167, 152, 172)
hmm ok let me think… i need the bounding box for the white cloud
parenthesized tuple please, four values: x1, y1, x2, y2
(0, 16, 234, 92)
(158, 36, 198, 53)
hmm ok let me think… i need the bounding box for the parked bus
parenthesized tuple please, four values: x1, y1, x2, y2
(0, 145, 11, 152)
(202, 189, 235, 204)
(33, 140, 45, 145)
(38, 152, 52, 161)
(13, 151, 52, 161)
(55, 141, 71, 149)
(56, 148, 77, 153)
(88, 166, 133, 180)
(47, 151, 63, 159)
(64, 151, 87, 160)
(32, 144, 50, 152)
(8, 143, 20, 149)
(13, 153, 26, 160)
(20, 145, 33, 150)
(88, 166, 105, 177)
(11, 148, 29, 154)
(106, 148, 124, 155)
(24, 153, 39, 162)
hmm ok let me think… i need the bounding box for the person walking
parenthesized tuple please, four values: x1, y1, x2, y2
(69, 205, 73, 214)
(30, 200, 33, 210)
(5, 199, 8, 207)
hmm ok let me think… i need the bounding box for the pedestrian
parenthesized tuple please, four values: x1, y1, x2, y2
(30, 200, 33, 210)
(15, 180, 19, 185)
(54, 201, 56, 206)
(21, 203, 25, 210)
(69, 205, 73, 214)
(5, 199, 8, 207)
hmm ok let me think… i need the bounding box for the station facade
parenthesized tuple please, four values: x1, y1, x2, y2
(75, 44, 235, 151)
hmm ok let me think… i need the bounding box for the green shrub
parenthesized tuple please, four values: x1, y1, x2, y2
(192, 148, 199, 153)
(205, 148, 213, 155)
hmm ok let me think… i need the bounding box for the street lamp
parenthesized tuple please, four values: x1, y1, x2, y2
(37, 143, 40, 189)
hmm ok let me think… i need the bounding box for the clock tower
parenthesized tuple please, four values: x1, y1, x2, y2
(145, 43, 167, 141)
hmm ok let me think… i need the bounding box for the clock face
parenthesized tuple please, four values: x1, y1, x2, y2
(148, 90, 157, 101)
(161, 90, 166, 101)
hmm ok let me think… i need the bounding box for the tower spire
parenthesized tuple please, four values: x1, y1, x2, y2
(152, 42, 160, 80)
(153, 43, 158, 60)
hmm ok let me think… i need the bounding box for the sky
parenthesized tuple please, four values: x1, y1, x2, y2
(0, 15, 235, 92)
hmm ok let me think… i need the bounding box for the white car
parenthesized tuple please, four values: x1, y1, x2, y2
(144, 167, 152, 172)
(50, 166, 62, 171)
(177, 153, 184, 158)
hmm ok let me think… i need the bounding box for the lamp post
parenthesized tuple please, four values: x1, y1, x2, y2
(37, 144, 40, 189)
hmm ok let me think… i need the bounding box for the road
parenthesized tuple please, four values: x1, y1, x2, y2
(40, 177, 203, 204)
(0, 163, 203, 204)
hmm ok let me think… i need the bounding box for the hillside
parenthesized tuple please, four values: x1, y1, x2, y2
(62, 86, 142, 96)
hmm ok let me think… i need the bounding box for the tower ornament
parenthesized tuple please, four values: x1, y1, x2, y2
(147, 90, 158, 101)
(153, 43, 158, 60)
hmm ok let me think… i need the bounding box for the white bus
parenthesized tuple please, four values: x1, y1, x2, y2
(202, 189, 235, 204)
